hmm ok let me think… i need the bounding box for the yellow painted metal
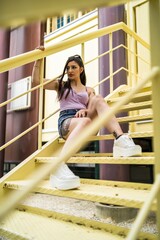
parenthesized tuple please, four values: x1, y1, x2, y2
(73, 152, 154, 157)
(4, 178, 152, 191)
(0, 2, 158, 239)
(35, 156, 154, 165)
(149, 0, 160, 236)
(0, 66, 158, 226)
(109, 33, 113, 92)
(4, 179, 155, 211)
(59, 130, 153, 143)
(17, 205, 128, 238)
(0, 20, 150, 156)
(117, 113, 153, 123)
(119, 100, 152, 111)
(38, 59, 44, 149)
(0, 22, 149, 152)
(80, 178, 152, 190)
(93, 67, 125, 88)
(0, 136, 61, 191)
(107, 91, 152, 104)
(0, 0, 132, 28)
(0, 108, 60, 152)
(0, 22, 149, 74)
(126, 174, 160, 240)
(0, 67, 157, 220)
(16, 204, 156, 240)
(0, 209, 124, 240)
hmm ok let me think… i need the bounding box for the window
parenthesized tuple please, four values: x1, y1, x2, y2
(57, 16, 64, 29)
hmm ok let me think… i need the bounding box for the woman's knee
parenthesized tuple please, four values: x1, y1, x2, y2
(80, 117, 92, 126)
(70, 117, 91, 130)
(91, 94, 104, 106)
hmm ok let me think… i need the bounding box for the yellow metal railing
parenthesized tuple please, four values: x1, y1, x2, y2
(0, 21, 157, 239)
(0, 22, 150, 152)
(0, 66, 159, 235)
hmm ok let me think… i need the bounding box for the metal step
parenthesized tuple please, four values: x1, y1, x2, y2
(0, 203, 156, 240)
(0, 208, 124, 240)
(73, 152, 154, 157)
(35, 156, 154, 165)
(4, 179, 155, 211)
(117, 113, 153, 123)
(59, 131, 153, 143)
(107, 91, 152, 104)
(118, 86, 151, 94)
(118, 100, 152, 112)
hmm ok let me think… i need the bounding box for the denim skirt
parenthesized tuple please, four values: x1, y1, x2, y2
(58, 109, 80, 138)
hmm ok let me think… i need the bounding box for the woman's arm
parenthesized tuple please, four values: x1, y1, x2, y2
(32, 59, 60, 91)
(32, 46, 59, 91)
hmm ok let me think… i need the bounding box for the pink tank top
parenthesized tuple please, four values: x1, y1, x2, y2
(59, 88, 89, 111)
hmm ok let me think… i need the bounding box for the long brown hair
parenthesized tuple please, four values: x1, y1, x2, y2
(58, 55, 86, 100)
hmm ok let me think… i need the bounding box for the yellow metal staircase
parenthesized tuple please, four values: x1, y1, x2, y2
(0, 84, 157, 240)
(0, 1, 160, 235)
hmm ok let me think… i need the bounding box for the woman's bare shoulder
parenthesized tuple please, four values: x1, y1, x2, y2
(86, 86, 96, 96)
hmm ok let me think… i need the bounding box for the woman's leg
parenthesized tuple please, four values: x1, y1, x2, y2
(87, 95, 142, 157)
(87, 95, 123, 138)
(60, 117, 92, 156)
(50, 117, 92, 190)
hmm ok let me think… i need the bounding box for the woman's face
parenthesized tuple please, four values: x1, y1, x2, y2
(66, 61, 83, 80)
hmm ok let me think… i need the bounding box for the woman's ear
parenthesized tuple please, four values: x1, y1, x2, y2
(80, 67, 84, 73)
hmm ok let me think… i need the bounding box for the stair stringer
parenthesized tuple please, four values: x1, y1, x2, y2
(0, 134, 61, 197)
(104, 84, 128, 101)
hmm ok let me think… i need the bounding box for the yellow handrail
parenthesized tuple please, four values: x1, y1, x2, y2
(0, 108, 60, 151)
(0, 22, 150, 152)
(0, 22, 149, 74)
(126, 173, 160, 240)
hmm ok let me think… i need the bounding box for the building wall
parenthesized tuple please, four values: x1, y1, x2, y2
(4, 22, 43, 163)
(0, 29, 10, 176)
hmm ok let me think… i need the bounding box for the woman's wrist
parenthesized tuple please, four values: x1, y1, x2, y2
(34, 60, 41, 68)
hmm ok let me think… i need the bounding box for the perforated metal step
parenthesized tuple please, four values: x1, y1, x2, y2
(35, 156, 154, 165)
(4, 179, 155, 211)
(0, 208, 124, 240)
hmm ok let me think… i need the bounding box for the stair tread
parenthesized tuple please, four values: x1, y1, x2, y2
(4, 180, 156, 211)
(117, 113, 153, 123)
(118, 100, 152, 111)
(107, 91, 152, 104)
(59, 131, 153, 143)
(35, 156, 154, 165)
(0, 209, 123, 240)
(118, 86, 151, 95)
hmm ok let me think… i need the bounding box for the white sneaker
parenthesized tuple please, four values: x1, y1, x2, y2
(113, 134, 142, 157)
(50, 163, 80, 190)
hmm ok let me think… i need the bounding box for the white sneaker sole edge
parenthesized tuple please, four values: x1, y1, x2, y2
(50, 176, 80, 190)
(113, 145, 142, 157)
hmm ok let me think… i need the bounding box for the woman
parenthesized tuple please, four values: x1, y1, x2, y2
(32, 51, 142, 190)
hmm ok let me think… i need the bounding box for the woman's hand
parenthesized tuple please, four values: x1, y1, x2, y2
(35, 45, 45, 51)
(75, 109, 88, 118)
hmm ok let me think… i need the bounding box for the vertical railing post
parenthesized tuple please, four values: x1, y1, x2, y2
(109, 33, 113, 93)
(149, 0, 160, 236)
(81, 42, 85, 62)
(38, 59, 44, 149)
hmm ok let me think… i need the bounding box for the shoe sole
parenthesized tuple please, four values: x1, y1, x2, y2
(113, 145, 142, 157)
(50, 176, 80, 190)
